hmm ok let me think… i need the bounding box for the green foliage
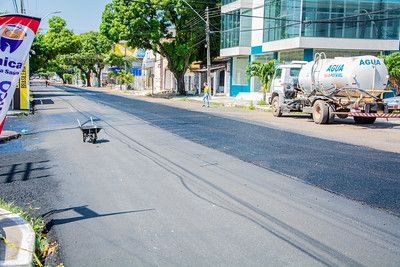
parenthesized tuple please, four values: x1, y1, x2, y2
(384, 52, 400, 95)
(247, 60, 277, 101)
(104, 52, 135, 68)
(30, 16, 80, 75)
(63, 73, 73, 84)
(101, 0, 220, 95)
(30, 16, 113, 87)
(257, 99, 267, 106)
(75, 31, 113, 85)
(109, 70, 134, 89)
(249, 101, 256, 110)
(48, 16, 67, 33)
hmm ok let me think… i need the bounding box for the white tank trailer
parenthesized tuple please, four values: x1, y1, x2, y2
(269, 53, 400, 124)
(299, 56, 388, 97)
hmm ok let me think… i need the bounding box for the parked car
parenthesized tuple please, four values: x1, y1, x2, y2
(383, 96, 400, 112)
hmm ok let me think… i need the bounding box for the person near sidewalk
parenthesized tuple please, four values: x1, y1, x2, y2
(202, 82, 210, 107)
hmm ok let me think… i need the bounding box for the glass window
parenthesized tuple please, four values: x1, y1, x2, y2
(232, 57, 249, 85)
(290, 68, 301, 77)
(301, 0, 400, 40)
(274, 68, 282, 79)
(222, 0, 237, 5)
(264, 0, 302, 42)
(221, 9, 252, 49)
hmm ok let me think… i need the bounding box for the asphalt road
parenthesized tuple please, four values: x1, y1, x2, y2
(59, 85, 400, 215)
(0, 85, 399, 266)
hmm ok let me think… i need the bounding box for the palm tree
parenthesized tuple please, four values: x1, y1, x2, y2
(246, 60, 277, 102)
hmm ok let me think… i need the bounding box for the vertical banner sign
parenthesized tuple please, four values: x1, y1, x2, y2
(0, 15, 40, 126)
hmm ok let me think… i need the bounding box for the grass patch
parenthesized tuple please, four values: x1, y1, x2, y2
(0, 198, 50, 266)
(257, 100, 267, 106)
(210, 102, 224, 107)
(249, 101, 256, 110)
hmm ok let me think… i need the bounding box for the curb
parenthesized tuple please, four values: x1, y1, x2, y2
(0, 132, 21, 144)
(0, 208, 35, 267)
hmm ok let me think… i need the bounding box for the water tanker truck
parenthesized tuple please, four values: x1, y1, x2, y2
(268, 53, 400, 124)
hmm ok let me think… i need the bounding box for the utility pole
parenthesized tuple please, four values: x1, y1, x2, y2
(20, 0, 24, 14)
(205, 6, 212, 96)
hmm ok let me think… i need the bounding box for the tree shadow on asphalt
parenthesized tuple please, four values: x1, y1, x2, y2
(42, 205, 154, 234)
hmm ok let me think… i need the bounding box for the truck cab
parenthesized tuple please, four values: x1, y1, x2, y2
(269, 61, 307, 116)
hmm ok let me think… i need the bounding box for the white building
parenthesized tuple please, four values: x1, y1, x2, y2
(221, 0, 400, 97)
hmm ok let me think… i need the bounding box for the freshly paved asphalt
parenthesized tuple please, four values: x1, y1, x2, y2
(60, 86, 400, 215)
(0, 85, 399, 266)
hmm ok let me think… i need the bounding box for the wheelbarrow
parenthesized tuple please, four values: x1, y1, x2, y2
(77, 117, 102, 144)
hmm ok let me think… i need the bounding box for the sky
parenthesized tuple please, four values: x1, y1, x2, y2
(0, 0, 112, 33)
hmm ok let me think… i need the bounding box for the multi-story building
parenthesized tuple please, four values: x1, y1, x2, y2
(221, 0, 400, 97)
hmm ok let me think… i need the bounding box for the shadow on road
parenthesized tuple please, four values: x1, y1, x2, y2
(0, 159, 52, 184)
(43, 205, 154, 233)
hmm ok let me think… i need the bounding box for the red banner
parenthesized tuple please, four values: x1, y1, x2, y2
(0, 14, 41, 133)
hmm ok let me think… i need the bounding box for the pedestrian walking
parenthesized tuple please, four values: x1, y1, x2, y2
(202, 82, 210, 107)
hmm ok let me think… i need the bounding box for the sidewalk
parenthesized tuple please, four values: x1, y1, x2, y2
(181, 95, 271, 111)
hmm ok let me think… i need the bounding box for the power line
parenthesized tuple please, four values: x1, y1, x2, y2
(11, 0, 18, 13)
(209, 6, 400, 25)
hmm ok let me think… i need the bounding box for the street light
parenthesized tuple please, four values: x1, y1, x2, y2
(41, 11, 61, 21)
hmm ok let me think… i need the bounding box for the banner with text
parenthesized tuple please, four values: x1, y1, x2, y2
(0, 15, 40, 123)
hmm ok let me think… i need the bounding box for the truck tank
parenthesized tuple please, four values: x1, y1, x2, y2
(298, 56, 389, 97)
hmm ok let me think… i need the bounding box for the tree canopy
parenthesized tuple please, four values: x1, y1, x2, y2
(30, 16, 80, 75)
(30, 16, 114, 87)
(384, 52, 400, 95)
(100, 0, 220, 94)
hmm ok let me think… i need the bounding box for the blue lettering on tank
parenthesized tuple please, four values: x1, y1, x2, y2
(360, 59, 381, 65)
(326, 64, 344, 72)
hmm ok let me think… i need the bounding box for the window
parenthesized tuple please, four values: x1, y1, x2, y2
(301, 0, 400, 40)
(290, 68, 301, 77)
(221, 9, 252, 49)
(222, 0, 237, 5)
(274, 68, 282, 79)
(232, 57, 249, 85)
(264, 0, 302, 42)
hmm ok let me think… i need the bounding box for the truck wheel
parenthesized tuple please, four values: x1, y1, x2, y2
(354, 117, 376, 124)
(272, 96, 282, 117)
(312, 100, 329, 124)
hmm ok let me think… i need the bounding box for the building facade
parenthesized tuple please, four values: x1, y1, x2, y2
(221, 0, 400, 97)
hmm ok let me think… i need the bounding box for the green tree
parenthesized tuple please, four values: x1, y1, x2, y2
(104, 52, 135, 69)
(384, 52, 400, 95)
(79, 31, 113, 83)
(62, 32, 113, 86)
(246, 60, 277, 101)
(63, 54, 98, 86)
(43, 16, 80, 59)
(30, 16, 80, 75)
(108, 70, 134, 90)
(100, 0, 220, 95)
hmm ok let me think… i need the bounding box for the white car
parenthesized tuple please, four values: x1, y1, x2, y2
(384, 96, 400, 112)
